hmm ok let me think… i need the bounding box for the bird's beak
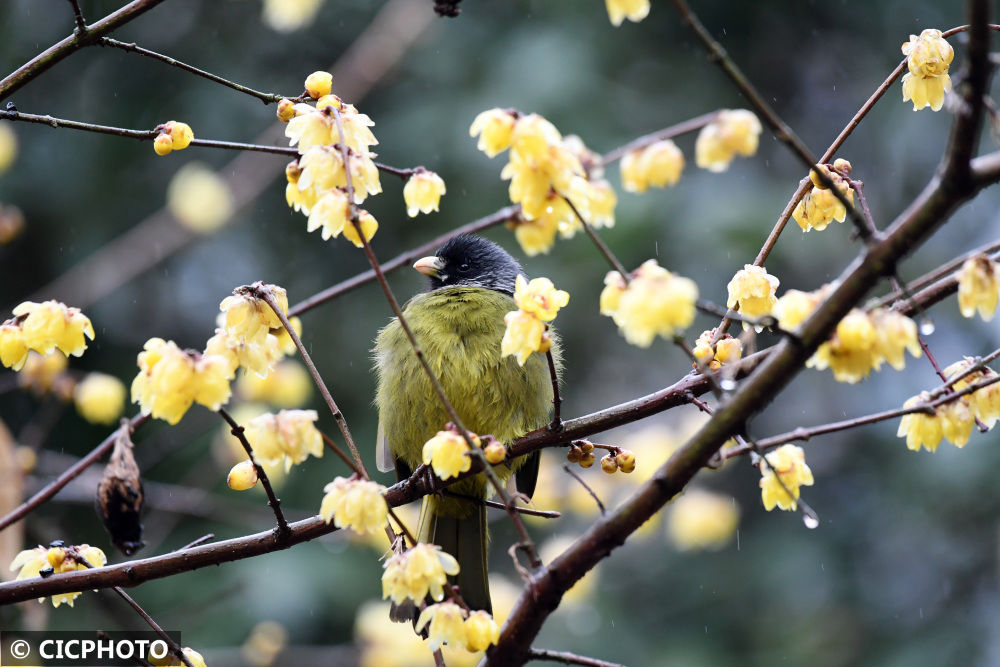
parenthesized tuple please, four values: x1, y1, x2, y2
(413, 256, 444, 278)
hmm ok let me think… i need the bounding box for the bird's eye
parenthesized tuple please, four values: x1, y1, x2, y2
(458, 263, 471, 273)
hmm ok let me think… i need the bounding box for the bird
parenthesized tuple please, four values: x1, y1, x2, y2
(373, 234, 559, 617)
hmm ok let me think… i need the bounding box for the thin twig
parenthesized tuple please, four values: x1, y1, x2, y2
(561, 465, 605, 515)
(600, 111, 719, 165)
(110, 587, 194, 667)
(443, 491, 560, 518)
(563, 196, 629, 280)
(66, 0, 87, 33)
(99, 38, 287, 104)
(319, 432, 363, 476)
(527, 648, 624, 667)
(218, 408, 290, 536)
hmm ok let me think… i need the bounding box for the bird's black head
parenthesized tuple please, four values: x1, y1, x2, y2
(413, 235, 522, 294)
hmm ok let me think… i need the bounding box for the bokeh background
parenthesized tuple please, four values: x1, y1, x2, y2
(2, 1, 1000, 665)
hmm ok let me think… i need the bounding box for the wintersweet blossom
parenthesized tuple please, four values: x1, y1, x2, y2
(469, 108, 516, 157)
(726, 265, 779, 331)
(901, 29, 954, 111)
(131, 338, 234, 424)
(694, 109, 762, 173)
(808, 308, 920, 383)
(403, 170, 446, 217)
(10, 544, 107, 607)
(17, 351, 68, 394)
(261, 0, 323, 32)
(620, 139, 684, 193)
(464, 610, 501, 652)
(237, 359, 312, 408)
(944, 359, 1000, 429)
(227, 460, 259, 490)
(220, 286, 288, 343)
(319, 477, 388, 535)
(381, 543, 460, 604)
(74, 373, 127, 425)
(244, 409, 324, 472)
(513, 275, 570, 321)
(501, 310, 548, 366)
(957, 255, 1000, 320)
(759, 445, 814, 511)
(605, 0, 650, 27)
(304, 71, 332, 99)
(1, 300, 94, 370)
(167, 162, 233, 234)
(897, 393, 944, 452)
(416, 602, 468, 651)
(793, 162, 855, 232)
(601, 260, 698, 347)
(422, 430, 474, 479)
(691, 330, 742, 370)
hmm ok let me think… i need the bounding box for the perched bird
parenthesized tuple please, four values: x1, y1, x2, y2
(373, 235, 559, 617)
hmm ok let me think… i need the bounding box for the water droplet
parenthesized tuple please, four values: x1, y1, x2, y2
(802, 512, 819, 529)
(720, 379, 736, 391)
(920, 319, 935, 336)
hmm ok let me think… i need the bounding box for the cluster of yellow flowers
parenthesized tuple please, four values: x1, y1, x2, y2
(726, 264, 779, 332)
(605, 0, 650, 27)
(17, 350, 71, 396)
(15, 348, 126, 424)
(131, 338, 234, 425)
(74, 372, 127, 424)
(210, 286, 292, 378)
(667, 489, 741, 551)
(601, 260, 698, 348)
(600, 448, 636, 474)
(691, 329, 743, 370)
(244, 409, 324, 472)
(773, 286, 922, 383)
(382, 543, 460, 606)
(901, 29, 954, 112)
(0, 300, 94, 371)
(565, 440, 597, 468)
(470, 108, 615, 256)
(10, 543, 106, 607)
(281, 72, 445, 246)
(320, 476, 389, 535)
(759, 444, 814, 511)
(792, 161, 855, 232)
(957, 254, 1000, 320)
(620, 139, 684, 193)
(694, 109, 763, 173)
(236, 358, 312, 408)
(898, 359, 1000, 452)
(153, 120, 194, 156)
(501, 275, 569, 365)
(416, 602, 500, 653)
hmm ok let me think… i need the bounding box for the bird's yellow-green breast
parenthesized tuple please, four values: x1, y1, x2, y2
(373, 285, 556, 515)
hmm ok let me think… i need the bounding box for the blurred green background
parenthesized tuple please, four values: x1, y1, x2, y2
(2, 1, 1000, 665)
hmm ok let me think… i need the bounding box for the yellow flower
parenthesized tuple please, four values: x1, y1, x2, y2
(667, 489, 740, 551)
(276, 98, 296, 122)
(272, 315, 303, 356)
(343, 209, 379, 248)
(945, 359, 1000, 429)
(0, 122, 17, 173)
(163, 121, 193, 151)
(131, 338, 234, 425)
(307, 188, 351, 240)
(304, 71, 333, 99)
(403, 170, 446, 217)
(585, 178, 617, 229)
(957, 255, 1000, 320)
(262, 0, 323, 32)
(792, 164, 855, 232)
(5, 300, 95, 366)
(897, 393, 944, 452)
(501, 309, 548, 366)
(221, 286, 288, 343)
(509, 114, 562, 163)
(416, 602, 468, 651)
(469, 108, 516, 158)
(153, 133, 173, 156)
(605, 0, 650, 26)
(228, 460, 259, 490)
(773, 288, 823, 330)
(244, 409, 324, 472)
(695, 109, 762, 173)
(464, 610, 500, 652)
(74, 373, 127, 425)
(320, 476, 389, 536)
(150, 646, 207, 667)
(10, 544, 107, 607)
(604, 260, 698, 348)
(620, 140, 684, 193)
(241, 620, 288, 667)
(870, 308, 921, 371)
(901, 29, 954, 111)
(205, 327, 281, 379)
(18, 351, 68, 394)
(501, 152, 553, 219)
(167, 162, 234, 234)
(382, 543, 461, 605)
(510, 207, 560, 257)
(513, 275, 569, 321)
(285, 105, 336, 152)
(940, 398, 975, 447)
(237, 359, 312, 408)
(759, 444, 814, 511)
(691, 330, 742, 370)
(726, 265, 779, 331)
(422, 430, 473, 479)
(599, 271, 627, 316)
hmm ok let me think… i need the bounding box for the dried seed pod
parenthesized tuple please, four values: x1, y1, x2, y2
(96, 422, 145, 555)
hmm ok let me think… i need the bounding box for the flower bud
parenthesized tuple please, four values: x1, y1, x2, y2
(304, 71, 333, 99)
(616, 449, 636, 473)
(228, 460, 259, 490)
(566, 445, 583, 463)
(484, 442, 506, 464)
(579, 451, 596, 468)
(601, 454, 618, 474)
(276, 98, 296, 123)
(154, 133, 173, 156)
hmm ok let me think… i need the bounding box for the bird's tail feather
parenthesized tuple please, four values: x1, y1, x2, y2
(419, 494, 492, 614)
